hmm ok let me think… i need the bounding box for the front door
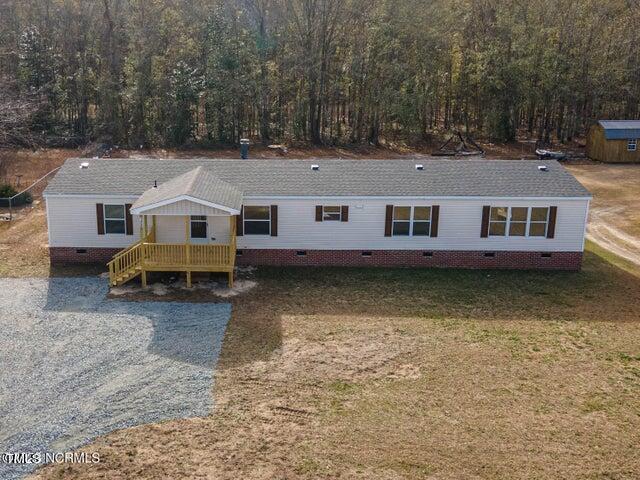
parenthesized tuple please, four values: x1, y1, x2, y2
(190, 215, 209, 244)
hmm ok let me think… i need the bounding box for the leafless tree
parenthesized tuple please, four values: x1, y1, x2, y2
(0, 76, 43, 148)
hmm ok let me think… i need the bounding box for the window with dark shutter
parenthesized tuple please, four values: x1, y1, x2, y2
(321, 206, 341, 220)
(243, 206, 270, 235)
(103, 204, 126, 234)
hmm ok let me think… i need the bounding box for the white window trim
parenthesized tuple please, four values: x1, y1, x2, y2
(528, 208, 550, 237)
(628, 139, 637, 152)
(243, 206, 271, 235)
(488, 206, 550, 238)
(322, 205, 342, 221)
(190, 215, 208, 239)
(392, 206, 432, 237)
(104, 204, 126, 235)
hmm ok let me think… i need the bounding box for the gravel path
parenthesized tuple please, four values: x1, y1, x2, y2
(0, 277, 231, 480)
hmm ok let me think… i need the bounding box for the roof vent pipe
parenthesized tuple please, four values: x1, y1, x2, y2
(240, 138, 250, 159)
(153, 180, 158, 188)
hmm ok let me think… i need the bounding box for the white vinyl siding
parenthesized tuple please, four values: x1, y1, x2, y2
(237, 197, 588, 252)
(45, 195, 589, 252)
(155, 215, 231, 245)
(135, 199, 231, 216)
(45, 196, 140, 248)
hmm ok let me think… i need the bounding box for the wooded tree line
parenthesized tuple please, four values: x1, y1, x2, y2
(0, 0, 639, 148)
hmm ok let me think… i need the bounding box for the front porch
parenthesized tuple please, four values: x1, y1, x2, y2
(108, 214, 237, 288)
(107, 167, 242, 288)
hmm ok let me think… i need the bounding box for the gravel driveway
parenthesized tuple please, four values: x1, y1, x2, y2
(0, 277, 231, 480)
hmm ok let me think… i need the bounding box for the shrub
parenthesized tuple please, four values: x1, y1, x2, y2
(0, 184, 17, 198)
(0, 184, 32, 207)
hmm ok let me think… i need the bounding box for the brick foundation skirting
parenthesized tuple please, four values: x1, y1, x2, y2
(50, 247, 583, 271)
(235, 249, 583, 270)
(49, 247, 123, 265)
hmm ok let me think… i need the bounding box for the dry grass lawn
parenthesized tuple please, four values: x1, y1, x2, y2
(33, 251, 640, 480)
(1, 147, 637, 479)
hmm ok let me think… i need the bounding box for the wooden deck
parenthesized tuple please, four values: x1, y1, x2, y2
(107, 214, 237, 288)
(107, 242, 236, 288)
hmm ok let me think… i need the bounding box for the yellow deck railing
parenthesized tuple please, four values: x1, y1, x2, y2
(107, 242, 144, 285)
(107, 231, 153, 286)
(107, 239, 235, 287)
(142, 243, 233, 269)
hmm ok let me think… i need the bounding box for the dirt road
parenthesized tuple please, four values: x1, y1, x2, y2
(567, 164, 640, 266)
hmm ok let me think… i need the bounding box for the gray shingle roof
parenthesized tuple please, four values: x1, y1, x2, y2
(44, 158, 591, 198)
(598, 120, 640, 140)
(131, 166, 242, 212)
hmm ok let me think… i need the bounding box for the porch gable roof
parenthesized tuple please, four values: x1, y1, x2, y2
(130, 166, 243, 215)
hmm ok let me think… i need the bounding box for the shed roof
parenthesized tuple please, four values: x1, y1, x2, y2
(45, 158, 591, 199)
(598, 120, 640, 140)
(131, 166, 243, 214)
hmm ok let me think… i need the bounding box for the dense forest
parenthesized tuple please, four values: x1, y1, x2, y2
(0, 0, 639, 148)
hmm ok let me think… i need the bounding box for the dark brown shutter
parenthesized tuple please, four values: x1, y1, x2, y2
(236, 207, 244, 236)
(341, 205, 349, 222)
(315, 205, 323, 222)
(96, 203, 104, 235)
(270, 205, 278, 236)
(271, 205, 278, 237)
(125, 204, 133, 235)
(547, 206, 557, 239)
(481, 205, 490, 238)
(384, 205, 393, 236)
(430, 205, 440, 237)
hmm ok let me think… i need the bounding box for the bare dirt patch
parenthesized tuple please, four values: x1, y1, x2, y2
(110, 278, 258, 299)
(568, 164, 640, 267)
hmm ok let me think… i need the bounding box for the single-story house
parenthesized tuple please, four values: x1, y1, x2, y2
(43, 158, 591, 287)
(587, 120, 640, 163)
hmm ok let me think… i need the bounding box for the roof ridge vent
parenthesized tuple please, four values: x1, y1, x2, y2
(415, 164, 424, 171)
(538, 165, 548, 172)
(311, 164, 319, 171)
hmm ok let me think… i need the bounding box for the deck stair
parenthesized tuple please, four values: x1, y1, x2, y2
(114, 264, 142, 286)
(107, 242, 145, 287)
